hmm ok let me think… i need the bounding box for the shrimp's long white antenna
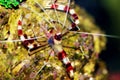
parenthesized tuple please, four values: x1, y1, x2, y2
(20, 3, 55, 30)
(1, 31, 119, 43)
(34, 0, 57, 30)
(62, 0, 71, 28)
(0, 35, 46, 43)
(51, 0, 60, 23)
(73, 31, 120, 38)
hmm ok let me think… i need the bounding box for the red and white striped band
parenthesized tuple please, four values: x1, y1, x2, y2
(17, 18, 40, 51)
(45, 4, 80, 30)
(58, 50, 74, 77)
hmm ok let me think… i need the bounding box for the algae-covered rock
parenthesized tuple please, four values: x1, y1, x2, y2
(0, 0, 107, 79)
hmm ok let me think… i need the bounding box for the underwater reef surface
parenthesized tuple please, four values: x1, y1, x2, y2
(0, 0, 107, 80)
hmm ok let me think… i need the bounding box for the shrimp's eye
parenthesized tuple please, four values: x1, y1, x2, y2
(54, 33, 62, 41)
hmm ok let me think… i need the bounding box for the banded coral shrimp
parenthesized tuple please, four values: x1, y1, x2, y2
(0, 0, 120, 80)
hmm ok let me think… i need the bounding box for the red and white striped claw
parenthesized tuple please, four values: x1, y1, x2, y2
(45, 4, 80, 31)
